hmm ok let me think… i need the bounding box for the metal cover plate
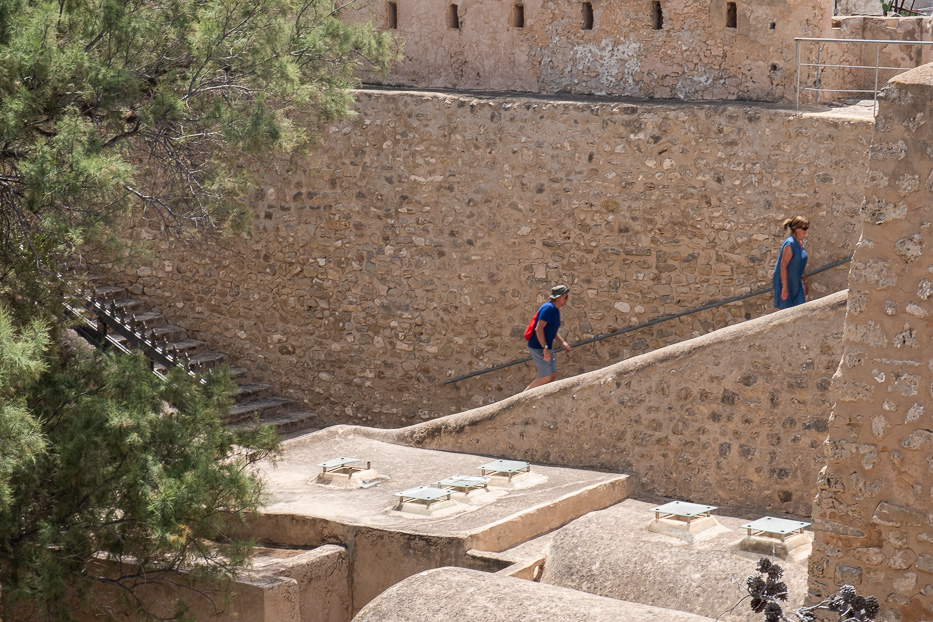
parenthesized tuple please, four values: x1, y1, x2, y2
(479, 459, 530, 473)
(651, 501, 717, 518)
(318, 457, 363, 469)
(395, 486, 452, 501)
(741, 516, 810, 535)
(435, 475, 490, 488)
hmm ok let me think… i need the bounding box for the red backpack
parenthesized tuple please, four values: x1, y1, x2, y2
(523, 311, 538, 341)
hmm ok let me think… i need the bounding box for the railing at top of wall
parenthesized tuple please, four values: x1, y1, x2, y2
(794, 37, 933, 114)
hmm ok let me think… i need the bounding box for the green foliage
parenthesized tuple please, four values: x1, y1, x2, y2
(0, 306, 280, 620)
(0, 0, 398, 295)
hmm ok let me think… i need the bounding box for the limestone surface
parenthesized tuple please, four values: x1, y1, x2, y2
(352, 566, 717, 622)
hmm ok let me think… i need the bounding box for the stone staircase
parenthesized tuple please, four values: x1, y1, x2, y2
(69, 281, 320, 436)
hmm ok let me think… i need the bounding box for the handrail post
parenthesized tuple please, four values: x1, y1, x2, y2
(814, 42, 822, 104)
(794, 38, 801, 110)
(874, 43, 881, 116)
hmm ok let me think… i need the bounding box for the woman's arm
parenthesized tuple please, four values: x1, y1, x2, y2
(779, 245, 792, 301)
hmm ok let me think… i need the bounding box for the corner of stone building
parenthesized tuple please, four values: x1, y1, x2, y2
(809, 62, 933, 621)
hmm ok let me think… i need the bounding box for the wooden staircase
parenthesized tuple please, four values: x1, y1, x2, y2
(68, 281, 319, 436)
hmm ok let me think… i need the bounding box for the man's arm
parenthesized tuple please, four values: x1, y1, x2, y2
(535, 320, 551, 361)
(555, 331, 572, 353)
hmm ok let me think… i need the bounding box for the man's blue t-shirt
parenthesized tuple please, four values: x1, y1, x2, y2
(528, 301, 561, 350)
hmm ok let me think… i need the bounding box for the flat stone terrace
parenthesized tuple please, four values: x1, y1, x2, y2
(248, 428, 634, 611)
(251, 428, 633, 544)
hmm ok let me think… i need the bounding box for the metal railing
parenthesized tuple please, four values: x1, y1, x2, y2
(443, 255, 852, 385)
(794, 37, 933, 113)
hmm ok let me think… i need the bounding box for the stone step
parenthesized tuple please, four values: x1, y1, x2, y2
(111, 298, 144, 311)
(229, 367, 249, 379)
(185, 351, 227, 370)
(146, 324, 184, 341)
(235, 383, 273, 399)
(227, 396, 294, 424)
(233, 410, 319, 436)
(92, 285, 125, 299)
(164, 339, 205, 353)
(131, 311, 166, 326)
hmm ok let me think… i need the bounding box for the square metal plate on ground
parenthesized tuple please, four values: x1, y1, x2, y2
(651, 501, 717, 522)
(395, 486, 454, 505)
(741, 516, 810, 540)
(478, 460, 531, 480)
(434, 475, 490, 492)
(318, 457, 366, 475)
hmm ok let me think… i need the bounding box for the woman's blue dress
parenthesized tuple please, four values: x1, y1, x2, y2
(773, 236, 807, 309)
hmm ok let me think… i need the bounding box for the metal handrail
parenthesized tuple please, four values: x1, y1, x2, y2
(795, 37, 933, 114)
(443, 255, 852, 385)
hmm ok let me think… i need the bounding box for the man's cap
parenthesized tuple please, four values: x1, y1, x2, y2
(550, 284, 570, 299)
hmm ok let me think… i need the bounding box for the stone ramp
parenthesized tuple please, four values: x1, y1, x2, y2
(349, 290, 848, 517)
(351, 567, 717, 622)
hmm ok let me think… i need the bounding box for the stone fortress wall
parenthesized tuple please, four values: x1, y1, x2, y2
(363, 0, 933, 104)
(809, 65, 933, 621)
(121, 90, 871, 428)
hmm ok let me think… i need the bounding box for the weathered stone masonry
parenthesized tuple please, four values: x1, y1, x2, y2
(810, 65, 933, 621)
(121, 90, 870, 427)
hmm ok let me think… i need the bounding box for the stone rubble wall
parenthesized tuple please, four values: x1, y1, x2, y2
(358, 291, 848, 516)
(809, 65, 933, 621)
(363, 0, 933, 104)
(119, 90, 869, 427)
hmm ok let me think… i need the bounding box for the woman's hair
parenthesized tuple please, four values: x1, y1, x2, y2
(782, 215, 810, 232)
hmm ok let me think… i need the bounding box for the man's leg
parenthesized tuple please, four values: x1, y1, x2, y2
(524, 372, 557, 391)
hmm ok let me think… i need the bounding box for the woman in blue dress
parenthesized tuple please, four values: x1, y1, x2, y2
(773, 216, 809, 309)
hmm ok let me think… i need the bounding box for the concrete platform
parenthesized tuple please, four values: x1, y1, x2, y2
(248, 426, 636, 613)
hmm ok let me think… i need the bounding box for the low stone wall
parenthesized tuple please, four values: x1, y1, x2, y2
(117, 90, 868, 428)
(809, 65, 933, 621)
(360, 291, 848, 516)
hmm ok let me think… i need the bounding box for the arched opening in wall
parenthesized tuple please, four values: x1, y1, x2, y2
(511, 3, 524, 28)
(651, 1, 662, 30)
(448, 3, 460, 29)
(582, 2, 594, 30)
(386, 1, 398, 29)
(726, 2, 736, 28)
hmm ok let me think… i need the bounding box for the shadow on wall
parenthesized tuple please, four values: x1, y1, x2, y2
(350, 291, 849, 517)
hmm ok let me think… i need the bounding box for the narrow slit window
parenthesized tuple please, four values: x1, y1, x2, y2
(448, 3, 460, 29)
(651, 1, 662, 30)
(386, 1, 398, 29)
(726, 2, 736, 28)
(511, 3, 524, 28)
(582, 2, 594, 30)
